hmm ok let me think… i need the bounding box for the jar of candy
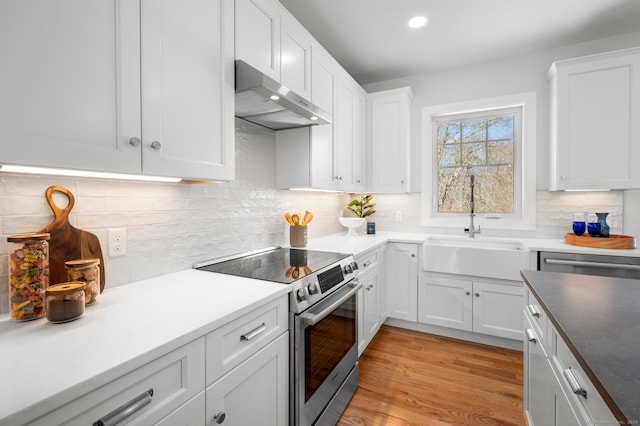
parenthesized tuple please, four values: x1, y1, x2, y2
(65, 258, 100, 305)
(45, 282, 86, 323)
(7, 233, 50, 321)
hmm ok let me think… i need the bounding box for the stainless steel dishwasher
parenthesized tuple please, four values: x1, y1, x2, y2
(538, 251, 640, 279)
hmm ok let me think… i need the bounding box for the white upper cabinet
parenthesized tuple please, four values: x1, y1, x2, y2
(141, 0, 235, 181)
(0, 0, 141, 174)
(367, 87, 413, 192)
(0, 0, 235, 181)
(548, 47, 640, 190)
(336, 70, 366, 192)
(236, 0, 312, 101)
(280, 14, 312, 100)
(235, 0, 281, 81)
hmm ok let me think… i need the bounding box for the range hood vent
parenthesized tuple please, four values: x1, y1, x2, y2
(235, 60, 331, 130)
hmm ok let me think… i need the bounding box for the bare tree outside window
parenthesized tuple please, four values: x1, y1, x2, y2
(436, 112, 515, 214)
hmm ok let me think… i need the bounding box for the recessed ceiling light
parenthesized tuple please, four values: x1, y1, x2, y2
(408, 15, 428, 29)
(270, 95, 280, 101)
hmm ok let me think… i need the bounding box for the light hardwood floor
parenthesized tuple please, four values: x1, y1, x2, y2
(337, 325, 525, 426)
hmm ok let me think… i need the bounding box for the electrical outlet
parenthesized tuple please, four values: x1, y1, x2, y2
(395, 210, 403, 222)
(108, 228, 127, 257)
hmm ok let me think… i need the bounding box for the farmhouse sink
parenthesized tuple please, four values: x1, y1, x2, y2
(422, 236, 531, 281)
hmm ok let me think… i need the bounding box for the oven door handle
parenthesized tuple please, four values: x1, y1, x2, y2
(300, 281, 362, 326)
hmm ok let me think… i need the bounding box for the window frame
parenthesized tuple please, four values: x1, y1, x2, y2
(421, 92, 537, 230)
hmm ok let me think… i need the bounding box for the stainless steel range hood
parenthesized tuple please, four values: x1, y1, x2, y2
(235, 60, 331, 130)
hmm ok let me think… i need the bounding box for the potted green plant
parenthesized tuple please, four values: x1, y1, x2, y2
(339, 195, 376, 235)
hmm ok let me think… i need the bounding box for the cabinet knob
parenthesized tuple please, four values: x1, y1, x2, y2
(560, 175, 567, 180)
(400, 180, 405, 184)
(150, 141, 162, 150)
(213, 412, 226, 424)
(129, 137, 141, 147)
(356, 179, 361, 183)
(465, 291, 470, 296)
(338, 176, 343, 181)
(411, 253, 415, 258)
(475, 293, 480, 297)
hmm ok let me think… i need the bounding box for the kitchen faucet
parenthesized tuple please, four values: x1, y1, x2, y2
(464, 174, 481, 238)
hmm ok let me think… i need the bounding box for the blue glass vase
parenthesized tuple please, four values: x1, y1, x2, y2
(596, 212, 610, 237)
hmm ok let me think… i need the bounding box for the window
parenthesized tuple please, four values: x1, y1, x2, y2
(421, 93, 536, 230)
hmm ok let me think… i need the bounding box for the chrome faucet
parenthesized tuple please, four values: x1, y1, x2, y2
(464, 174, 481, 238)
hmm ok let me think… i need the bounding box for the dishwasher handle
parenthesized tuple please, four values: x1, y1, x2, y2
(544, 258, 640, 271)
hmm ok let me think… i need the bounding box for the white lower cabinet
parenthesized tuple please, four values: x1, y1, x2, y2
(157, 392, 206, 426)
(31, 338, 206, 426)
(385, 243, 418, 322)
(524, 287, 617, 426)
(27, 296, 289, 426)
(356, 246, 386, 355)
(206, 332, 289, 426)
(419, 274, 523, 340)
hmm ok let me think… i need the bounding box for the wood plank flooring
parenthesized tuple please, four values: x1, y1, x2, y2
(337, 325, 525, 426)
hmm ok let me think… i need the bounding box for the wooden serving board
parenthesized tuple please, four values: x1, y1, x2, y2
(38, 186, 106, 291)
(564, 233, 637, 249)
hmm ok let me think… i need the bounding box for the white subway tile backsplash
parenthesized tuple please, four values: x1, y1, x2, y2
(0, 120, 348, 314)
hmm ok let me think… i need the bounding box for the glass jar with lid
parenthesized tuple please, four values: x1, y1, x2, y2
(45, 282, 86, 323)
(65, 258, 100, 305)
(7, 233, 50, 321)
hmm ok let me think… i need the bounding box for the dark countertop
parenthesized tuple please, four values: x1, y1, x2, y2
(521, 270, 640, 425)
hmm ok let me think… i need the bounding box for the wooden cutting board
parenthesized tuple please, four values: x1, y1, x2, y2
(39, 186, 106, 291)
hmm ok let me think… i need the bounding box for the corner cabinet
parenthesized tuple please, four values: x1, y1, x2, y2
(0, 0, 235, 181)
(548, 47, 640, 190)
(367, 87, 413, 193)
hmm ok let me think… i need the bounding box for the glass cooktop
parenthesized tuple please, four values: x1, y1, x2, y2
(196, 248, 350, 284)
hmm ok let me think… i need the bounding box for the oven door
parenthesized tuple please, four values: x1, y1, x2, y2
(293, 280, 361, 426)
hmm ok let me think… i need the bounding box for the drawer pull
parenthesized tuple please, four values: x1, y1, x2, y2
(527, 304, 541, 318)
(240, 323, 266, 342)
(563, 367, 587, 399)
(363, 260, 372, 268)
(525, 328, 537, 344)
(93, 388, 153, 426)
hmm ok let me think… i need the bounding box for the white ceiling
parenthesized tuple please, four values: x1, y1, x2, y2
(278, 0, 640, 85)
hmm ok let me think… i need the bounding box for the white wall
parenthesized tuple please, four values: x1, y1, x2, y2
(0, 120, 350, 314)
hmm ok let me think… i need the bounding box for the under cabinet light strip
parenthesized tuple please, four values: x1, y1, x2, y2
(0, 164, 182, 183)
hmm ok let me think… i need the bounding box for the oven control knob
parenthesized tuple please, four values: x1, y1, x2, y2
(308, 282, 319, 294)
(296, 288, 306, 301)
(351, 261, 359, 271)
(344, 264, 353, 274)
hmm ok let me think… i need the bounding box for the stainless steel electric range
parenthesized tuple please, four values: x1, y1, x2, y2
(194, 246, 361, 426)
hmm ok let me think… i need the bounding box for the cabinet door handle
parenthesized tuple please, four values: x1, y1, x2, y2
(527, 304, 541, 318)
(213, 411, 226, 424)
(525, 328, 537, 344)
(93, 389, 153, 426)
(240, 323, 266, 342)
(475, 293, 480, 297)
(150, 141, 162, 150)
(365, 284, 374, 291)
(128, 137, 141, 147)
(363, 260, 371, 268)
(563, 367, 587, 399)
(465, 291, 471, 296)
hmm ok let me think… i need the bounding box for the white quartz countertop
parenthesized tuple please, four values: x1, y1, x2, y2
(0, 269, 291, 425)
(307, 231, 640, 257)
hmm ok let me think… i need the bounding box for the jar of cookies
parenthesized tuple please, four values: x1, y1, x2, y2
(65, 258, 100, 305)
(45, 282, 86, 323)
(7, 233, 50, 321)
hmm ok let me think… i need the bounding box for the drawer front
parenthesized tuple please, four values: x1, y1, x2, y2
(552, 331, 618, 424)
(524, 288, 548, 348)
(206, 296, 288, 385)
(32, 337, 205, 426)
(356, 248, 379, 271)
(156, 391, 205, 425)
